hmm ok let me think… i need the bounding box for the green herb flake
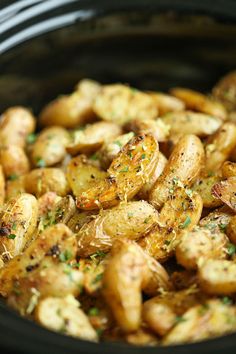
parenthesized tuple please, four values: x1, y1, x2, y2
(175, 315, 186, 323)
(92, 273, 103, 284)
(141, 153, 146, 160)
(219, 223, 227, 232)
(164, 240, 171, 246)
(127, 212, 134, 218)
(59, 250, 72, 262)
(221, 296, 233, 305)
(90, 153, 98, 161)
(7, 234, 16, 240)
(88, 307, 100, 316)
(179, 216, 191, 229)
(96, 328, 104, 337)
(119, 166, 129, 173)
(113, 140, 122, 148)
(90, 251, 106, 261)
(8, 174, 19, 181)
(227, 243, 236, 257)
(198, 303, 210, 315)
(26, 133, 37, 144)
(36, 157, 46, 168)
(12, 222, 17, 230)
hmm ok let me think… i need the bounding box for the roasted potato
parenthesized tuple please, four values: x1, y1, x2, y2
(149, 134, 204, 209)
(148, 92, 185, 115)
(160, 111, 222, 137)
(0, 193, 38, 262)
(0, 165, 5, 205)
(222, 161, 236, 178)
(24, 168, 69, 197)
(31, 127, 70, 167)
(0, 145, 30, 178)
(0, 107, 36, 148)
(37, 192, 61, 218)
(212, 177, 236, 212)
(35, 295, 98, 341)
(212, 70, 236, 112)
(125, 118, 170, 142)
(226, 215, 236, 244)
(76, 201, 158, 257)
(77, 134, 159, 210)
(170, 87, 227, 120)
(93, 84, 158, 125)
(67, 210, 97, 233)
(67, 122, 122, 155)
(199, 206, 234, 233)
(5, 176, 25, 200)
(193, 175, 223, 208)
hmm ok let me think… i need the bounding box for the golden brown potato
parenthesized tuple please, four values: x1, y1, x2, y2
(66, 155, 107, 198)
(77, 134, 159, 210)
(222, 161, 236, 178)
(37, 192, 61, 218)
(125, 328, 159, 346)
(163, 300, 236, 345)
(75, 78, 101, 98)
(98, 132, 134, 169)
(0, 145, 30, 178)
(8, 260, 84, 315)
(226, 215, 236, 244)
(176, 228, 228, 270)
(143, 289, 202, 336)
(125, 118, 170, 142)
(148, 92, 185, 115)
(67, 122, 122, 155)
(138, 152, 167, 200)
(139, 188, 203, 262)
(0, 107, 36, 148)
(171, 87, 227, 120)
(171, 271, 198, 290)
(212, 71, 236, 112)
(0, 165, 5, 205)
(198, 259, 236, 295)
(66, 210, 97, 233)
(35, 295, 98, 341)
(160, 111, 222, 137)
(24, 168, 69, 197)
(102, 239, 169, 333)
(31, 127, 70, 167)
(93, 84, 158, 125)
(205, 122, 236, 173)
(0, 224, 76, 296)
(212, 177, 236, 212)
(76, 201, 158, 257)
(199, 206, 234, 233)
(193, 175, 223, 208)
(0, 193, 38, 262)
(5, 176, 25, 200)
(78, 257, 107, 295)
(149, 134, 204, 209)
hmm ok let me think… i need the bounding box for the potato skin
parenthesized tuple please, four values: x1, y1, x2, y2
(148, 92, 185, 115)
(193, 175, 223, 208)
(125, 118, 170, 142)
(0, 224, 76, 296)
(76, 201, 158, 257)
(0, 193, 38, 261)
(222, 161, 236, 178)
(149, 134, 204, 209)
(212, 177, 236, 212)
(212, 70, 236, 112)
(0, 166, 5, 205)
(31, 127, 70, 167)
(0, 107, 36, 148)
(6, 176, 25, 201)
(226, 215, 236, 244)
(0, 146, 30, 178)
(24, 168, 69, 197)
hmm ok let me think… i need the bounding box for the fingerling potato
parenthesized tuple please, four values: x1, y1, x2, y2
(193, 175, 223, 208)
(0, 107, 36, 148)
(0, 145, 30, 178)
(149, 134, 204, 209)
(212, 70, 236, 112)
(0, 166, 5, 205)
(24, 168, 69, 197)
(5, 176, 25, 200)
(125, 118, 170, 142)
(226, 215, 236, 244)
(212, 177, 236, 212)
(222, 161, 236, 178)
(148, 92, 185, 115)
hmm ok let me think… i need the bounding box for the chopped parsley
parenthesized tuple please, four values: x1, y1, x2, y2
(119, 166, 129, 173)
(219, 223, 227, 232)
(90, 251, 106, 261)
(8, 174, 19, 181)
(26, 133, 37, 144)
(179, 216, 191, 229)
(175, 315, 186, 323)
(92, 273, 103, 284)
(7, 234, 16, 240)
(12, 222, 17, 230)
(221, 296, 233, 305)
(88, 307, 100, 316)
(141, 153, 146, 160)
(90, 153, 98, 161)
(113, 140, 122, 148)
(36, 157, 46, 168)
(227, 243, 236, 257)
(59, 250, 72, 262)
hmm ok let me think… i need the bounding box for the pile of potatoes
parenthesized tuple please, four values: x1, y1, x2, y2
(1, 73, 236, 345)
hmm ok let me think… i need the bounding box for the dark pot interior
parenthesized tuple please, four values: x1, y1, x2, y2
(0, 1, 236, 353)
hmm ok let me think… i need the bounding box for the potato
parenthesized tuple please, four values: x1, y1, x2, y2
(66, 155, 107, 198)
(226, 215, 236, 244)
(148, 92, 185, 115)
(222, 161, 236, 178)
(35, 295, 98, 341)
(67, 210, 97, 233)
(5, 176, 25, 200)
(143, 289, 202, 336)
(205, 122, 236, 173)
(93, 84, 158, 125)
(176, 228, 228, 270)
(24, 168, 69, 197)
(138, 152, 167, 200)
(0, 224, 76, 296)
(139, 188, 202, 262)
(76, 201, 158, 257)
(0, 166, 5, 205)
(77, 134, 159, 210)
(0, 107, 36, 148)
(212, 71, 236, 112)
(0, 193, 38, 262)
(67, 122, 122, 155)
(98, 132, 134, 169)
(212, 177, 236, 212)
(125, 118, 170, 142)
(31, 127, 70, 167)
(39, 81, 99, 128)
(149, 134, 204, 209)
(102, 239, 169, 332)
(198, 259, 236, 295)
(0, 145, 30, 178)
(171, 271, 198, 290)
(163, 300, 236, 345)
(75, 78, 101, 98)
(38, 195, 76, 234)
(125, 328, 159, 346)
(8, 260, 84, 315)
(193, 175, 223, 208)
(37, 192, 61, 218)
(160, 111, 222, 137)
(170, 87, 227, 120)
(78, 258, 107, 295)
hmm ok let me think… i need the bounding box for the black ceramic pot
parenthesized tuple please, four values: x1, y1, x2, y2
(0, 1, 236, 353)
